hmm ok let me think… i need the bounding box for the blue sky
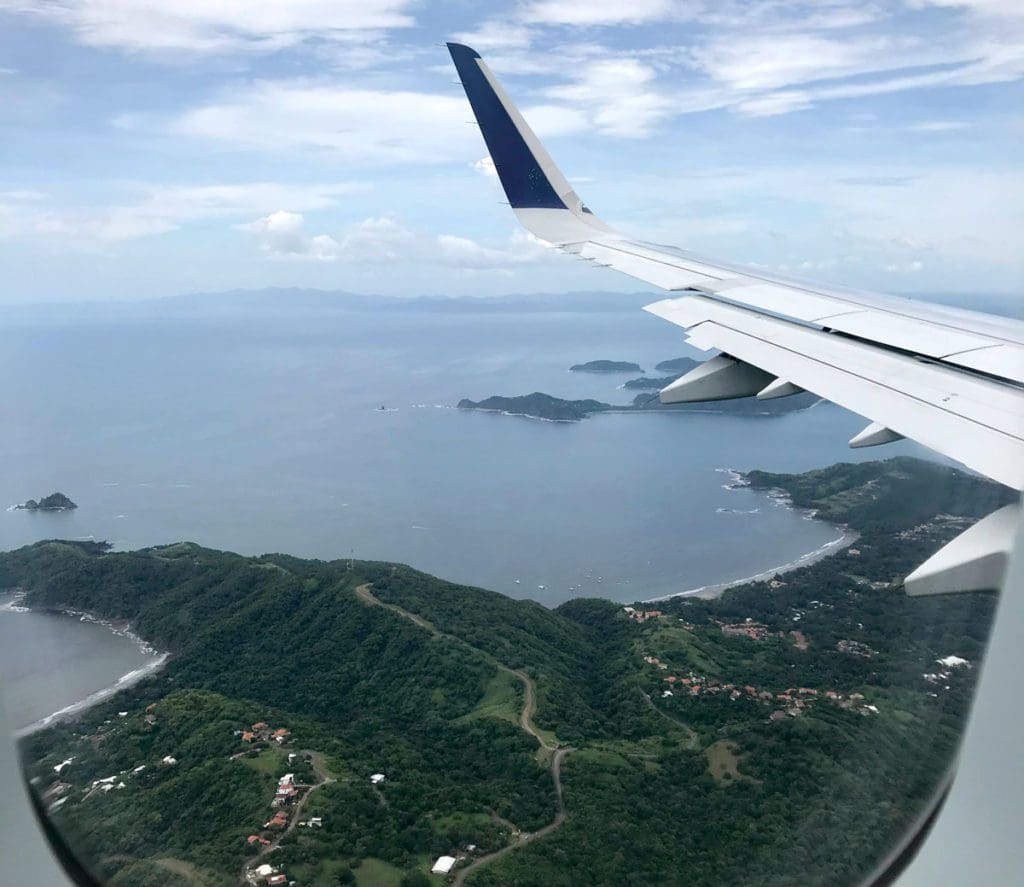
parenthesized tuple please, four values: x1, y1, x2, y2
(0, 0, 1021, 303)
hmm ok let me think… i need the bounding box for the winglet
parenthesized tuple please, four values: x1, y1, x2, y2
(447, 42, 569, 209)
(447, 42, 613, 243)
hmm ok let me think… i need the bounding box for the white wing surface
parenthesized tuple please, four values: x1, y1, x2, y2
(448, 43, 1023, 594)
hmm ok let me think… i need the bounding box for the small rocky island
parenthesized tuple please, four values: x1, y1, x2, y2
(16, 492, 78, 511)
(569, 360, 642, 373)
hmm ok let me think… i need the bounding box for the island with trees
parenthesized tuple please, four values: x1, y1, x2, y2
(458, 390, 819, 421)
(15, 492, 77, 511)
(655, 356, 701, 373)
(3, 457, 1008, 886)
(568, 360, 642, 373)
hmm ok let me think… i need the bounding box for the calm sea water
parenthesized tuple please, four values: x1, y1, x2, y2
(0, 294, 935, 730)
(0, 596, 160, 731)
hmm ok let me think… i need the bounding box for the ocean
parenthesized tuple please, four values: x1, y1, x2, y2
(0, 291, 934, 731)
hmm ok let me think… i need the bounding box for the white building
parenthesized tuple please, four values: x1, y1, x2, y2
(432, 856, 457, 875)
(370, 773, 386, 785)
(254, 863, 275, 878)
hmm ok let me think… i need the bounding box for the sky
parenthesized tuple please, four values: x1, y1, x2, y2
(0, 0, 1021, 304)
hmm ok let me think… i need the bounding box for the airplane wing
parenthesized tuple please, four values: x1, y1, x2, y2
(447, 42, 1023, 595)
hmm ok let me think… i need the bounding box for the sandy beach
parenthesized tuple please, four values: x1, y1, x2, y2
(1, 595, 170, 738)
(644, 468, 860, 602)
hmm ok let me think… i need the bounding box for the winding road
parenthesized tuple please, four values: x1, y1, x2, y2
(453, 747, 570, 886)
(354, 583, 571, 883)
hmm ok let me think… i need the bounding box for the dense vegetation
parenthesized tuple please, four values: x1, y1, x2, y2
(457, 390, 818, 421)
(622, 374, 684, 389)
(3, 457, 1011, 886)
(568, 360, 642, 373)
(655, 357, 700, 373)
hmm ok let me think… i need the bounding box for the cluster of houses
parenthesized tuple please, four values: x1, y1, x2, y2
(48, 751, 180, 809)
(716, 618, 809, 649)
(241, 721, 292, 746)
(718, 619, 781, 641)
(623, 607, 664, 623)
(923, 654, 972, 690)
(643, 656, 880, 718)
(237, 721, 306, 867)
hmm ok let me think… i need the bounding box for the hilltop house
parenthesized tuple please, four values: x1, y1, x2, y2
(432, 856, 457, 875)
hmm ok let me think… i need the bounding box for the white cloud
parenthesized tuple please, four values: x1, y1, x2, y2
(472, 156, 498, 178)
(8, 182, 360, 243)
(735, 91, 813, 117)
(520, 0, 676, 26)
(453, 21, 533, 51)
(0, 189, 46, 201)
(688, 32, 905, 93)
(166, 82, 477, 165)
(543, 58, 673, 137)
(238, 211, 555, 271)
(905, 120, 973, 132)
(236, 210, 338, 260)
(613, 163, 1024, 283)
(519, 104, 589, 137)
(0, 1, 415, 53)
(884, 259, 925, 273)
(504, 2, 1024, 122)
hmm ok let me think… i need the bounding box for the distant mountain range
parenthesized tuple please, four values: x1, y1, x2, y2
(6, 287, 1019, 322)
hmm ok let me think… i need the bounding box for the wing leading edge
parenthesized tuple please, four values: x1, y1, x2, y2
(447, 42, 1023, 595)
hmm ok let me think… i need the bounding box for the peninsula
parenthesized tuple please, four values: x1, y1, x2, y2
(5, 458, 1006, 887)
(458, 390, 819, 421)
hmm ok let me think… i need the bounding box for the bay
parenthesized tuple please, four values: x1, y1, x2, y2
(0, 296, 930, 606)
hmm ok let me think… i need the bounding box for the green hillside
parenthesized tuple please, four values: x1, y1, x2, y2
(3, 457, 1011, 886)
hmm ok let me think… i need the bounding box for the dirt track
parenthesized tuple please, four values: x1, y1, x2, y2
(354, 583, 572, 884)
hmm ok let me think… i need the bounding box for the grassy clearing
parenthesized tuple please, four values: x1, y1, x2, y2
(239, 745, 286, 777)
(459, 670, 521, 726)
(571, 748, 632, 769)
(291, 858, 356, 887)
(433, 810, 495, 833)
(705, 740, 759, 785)
(107, 858, 229, 887)
(355, 857, 438, 887)
(643, 623, 722, 675)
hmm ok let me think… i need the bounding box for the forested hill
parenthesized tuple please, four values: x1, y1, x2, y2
(745, 456, 1014, 530)
(2, 457, 1013, 887)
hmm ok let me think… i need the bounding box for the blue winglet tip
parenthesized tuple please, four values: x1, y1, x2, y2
(446, 42, 481, 62)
